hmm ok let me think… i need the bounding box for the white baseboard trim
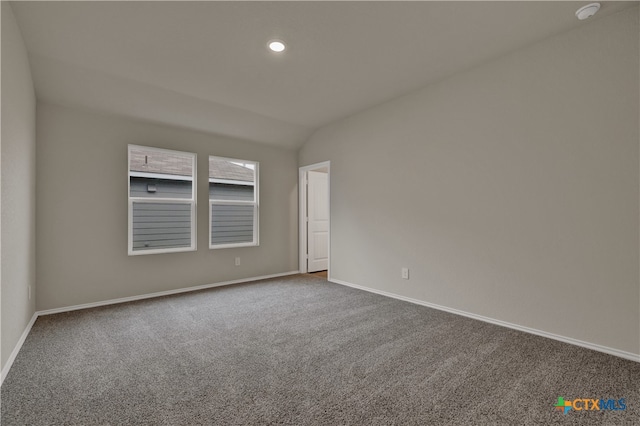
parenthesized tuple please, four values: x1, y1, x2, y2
(38, 271, 301, 316)
(329, 277, 640, 363)
(1, 312, 38, 386)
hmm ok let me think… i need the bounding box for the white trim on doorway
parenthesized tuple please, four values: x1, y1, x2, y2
(299, 162, 331, 277)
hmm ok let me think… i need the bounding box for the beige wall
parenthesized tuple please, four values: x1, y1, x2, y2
(300, 8, 640, 356)
(1, 2, 37, 370)
(36, 103, 298, 311)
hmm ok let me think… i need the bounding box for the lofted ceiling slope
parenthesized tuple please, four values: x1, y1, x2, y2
(9, 1, 636, 149)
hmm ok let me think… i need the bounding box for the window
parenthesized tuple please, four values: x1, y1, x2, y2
(209, 156, 259, 248)
(128, 145, 196, 255)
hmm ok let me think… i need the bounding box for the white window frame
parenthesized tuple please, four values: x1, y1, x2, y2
(128, 145, 197, 255)
(209, 156, 259, 249)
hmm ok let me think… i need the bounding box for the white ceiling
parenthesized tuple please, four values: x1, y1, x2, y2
(10, 1, 635, 149)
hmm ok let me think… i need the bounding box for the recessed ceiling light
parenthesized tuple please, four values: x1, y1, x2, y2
(575, 3, 600, 20)
(268, 40, 286, 53)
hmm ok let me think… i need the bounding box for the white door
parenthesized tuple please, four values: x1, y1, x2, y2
(307, 171, 329, 272)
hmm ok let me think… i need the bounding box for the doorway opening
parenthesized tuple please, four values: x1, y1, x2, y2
(299, 162, 330, 277)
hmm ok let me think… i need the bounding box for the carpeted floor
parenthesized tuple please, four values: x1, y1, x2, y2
(2, 274, 639, 425)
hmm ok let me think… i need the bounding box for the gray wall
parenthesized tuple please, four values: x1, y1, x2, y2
(1, 2, 37, 371)
(132, 202, 192, 251)
(36, 103, 298, 310)
(130, 178, 193, 252)
(210, 183, 255, 245)
(299, 8, 640, 356)
(129, 178, 256, 248)
(130, 177, 192, 199)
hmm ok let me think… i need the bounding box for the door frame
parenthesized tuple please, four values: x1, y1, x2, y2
(299, 161, 331, 275)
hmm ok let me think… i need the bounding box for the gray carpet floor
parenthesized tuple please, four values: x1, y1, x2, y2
(2, 274, 639, 425)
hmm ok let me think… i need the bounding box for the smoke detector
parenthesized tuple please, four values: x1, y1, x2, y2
(575, 3, 600, 20)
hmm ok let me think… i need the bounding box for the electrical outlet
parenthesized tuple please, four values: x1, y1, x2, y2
(401, 268, 409, 280)
(235, 257, 241, 266)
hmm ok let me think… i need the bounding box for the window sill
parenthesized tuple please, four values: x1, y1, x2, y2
(209, 242, 259, 250)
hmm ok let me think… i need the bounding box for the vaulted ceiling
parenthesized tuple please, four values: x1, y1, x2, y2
(10, 1, 634, 148)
